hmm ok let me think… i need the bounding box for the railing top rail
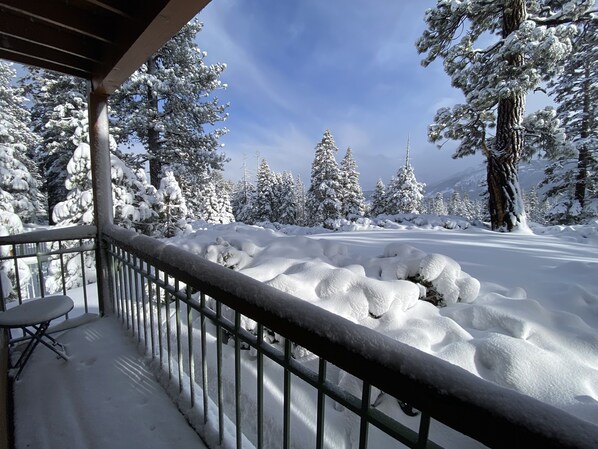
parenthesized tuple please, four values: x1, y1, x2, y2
(103, 224, 598, 449)
(0, 226, 97, 245)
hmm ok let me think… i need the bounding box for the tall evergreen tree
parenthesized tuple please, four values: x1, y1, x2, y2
(0, 62, 44, 223)
(417, 0, 594, 231)
(339, 147, 366, 219)
(294, 177, 307, 225)
(231, 162, 256, 224)
(276, 172, 298, 225)
(544, 19, 598, 222)
(155, 171, 188, 238)
(385, 139, 425, 214)
(370, 179, 387, 217)
(24, 69, 87, 222)
(111, 20, 228, 191)
(197, 175, 235, 224)
(429, 192, 448, 216)
(254, 159, 275, 222)
(306, 130, 343, 228)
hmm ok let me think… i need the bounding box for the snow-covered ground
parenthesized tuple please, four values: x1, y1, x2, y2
(12, 218, 598, 448)
(170, 219, 598, 426)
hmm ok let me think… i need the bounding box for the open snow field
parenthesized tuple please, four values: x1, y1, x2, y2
(172, 221, 598, 426)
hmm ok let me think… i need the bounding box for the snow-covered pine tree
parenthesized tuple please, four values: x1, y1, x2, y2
(370, 179, 387, 217)
(154, 171, 188, 237)
(23, 68, 88, 222)
(111, 19, 228, 193)
(429, 192, 448, 216)
(339, 147, 366, 219)
(276, 172, 298, 225)
(544, 19, 598, 222)
(447, 191, 464, 217)
(0, 62, 44, 223)
(231, 163, 256, 224)
(294, 177, 307, 226)
(196, 175, 235, 224)
(417, 0, 593, 231)
(385, 139, 425, 215)
(254, 158, 275, 222)
(306, 130, 343, 228)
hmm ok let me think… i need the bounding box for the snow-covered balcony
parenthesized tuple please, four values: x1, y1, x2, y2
(2, 225, 598, 449)
(1, 1, 598, 449)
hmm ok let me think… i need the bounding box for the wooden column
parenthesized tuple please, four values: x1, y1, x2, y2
(89, 89, 113, 315)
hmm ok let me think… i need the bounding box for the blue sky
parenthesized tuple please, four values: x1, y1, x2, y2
(195, 0, 487, 191)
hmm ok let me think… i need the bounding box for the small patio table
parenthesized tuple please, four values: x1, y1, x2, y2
(0, 295, 73, 380)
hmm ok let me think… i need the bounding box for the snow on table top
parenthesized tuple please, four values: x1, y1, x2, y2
(0, 295, 73, 327)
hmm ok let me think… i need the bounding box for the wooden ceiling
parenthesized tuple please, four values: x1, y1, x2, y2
(0, 0, 211, 94)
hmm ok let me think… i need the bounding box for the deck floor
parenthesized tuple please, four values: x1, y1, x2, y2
(12, 316, 208, 449)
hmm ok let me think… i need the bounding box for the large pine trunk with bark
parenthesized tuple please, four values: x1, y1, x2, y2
(487, 0, 527, 231)
(574, 64, 592, 209)
(146, 57, 162, 188)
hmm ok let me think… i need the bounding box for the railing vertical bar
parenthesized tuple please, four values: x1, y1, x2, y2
(119, 248, 128, 328)
(316, 358, 327, 449)
(35, 242, 45, 299)
(165, 273, 172, 380)
(11, 244, 23, 304)
(358, 382, 371, 449)
(283, 339, 292, 449)
(58, 240, 67, 297)
(216, 300, 224, 444)
(257, 323, 264, 449)
(112, 248, 121, 318)
(156, 269, 164, 368)
(127, 252, 136, 338)
(186, 288, 195, 408)
(417, 413, 432, 449)
(79, 238, 89, 313)
(124, 251, 133, 333)
(235, 311, 242, 449)
(133, 255, 141, 342)
(140, 259, 148, 351)
(175, 279, 183, 392)
(148, 264, 156, 359)
(200, 292, 209, 425)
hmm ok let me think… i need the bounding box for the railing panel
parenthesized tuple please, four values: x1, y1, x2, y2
(103, 224, 598, 449)
(0, 226, 99, 319)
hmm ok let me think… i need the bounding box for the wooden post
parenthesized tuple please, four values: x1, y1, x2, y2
(88, 88, 113, 316)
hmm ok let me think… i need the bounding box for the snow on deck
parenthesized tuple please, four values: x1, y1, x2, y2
(13, 316, 207, 449)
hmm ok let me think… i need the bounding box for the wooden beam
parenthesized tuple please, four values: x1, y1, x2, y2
(0, 0, 115, 43)
(0, 49, 90, 79)
(0, 35, 94, 74)
(92, 0, 212, 95)
(0, 9, 104, 62)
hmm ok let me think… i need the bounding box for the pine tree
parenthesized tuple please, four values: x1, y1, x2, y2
(24, 69, 88, 222)
(385, 139, 425, 215)
(276, 172, 298, 225)
(417, 0, 593, 231)
(370, 179, 387, 217)
(447, 191, 464, 217)
(339, 147, 366, 219)
(306, 130, 343, 228)
(111, 20, 228, 192)
(544, 19, 598, 222)
(429, 192, 448, 216)
(0, 62, 44, 223)
(231, 163, 256, 224)
(254, 159, 275, 222)
(294, 177, 307, 225)
(197, 175, 235, 224)
(155, 171, 188, 237)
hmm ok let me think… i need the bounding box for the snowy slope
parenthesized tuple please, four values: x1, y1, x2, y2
(426, 159, 550, 198)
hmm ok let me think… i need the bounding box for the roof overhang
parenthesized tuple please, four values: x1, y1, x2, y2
(0, 0, 212, 95)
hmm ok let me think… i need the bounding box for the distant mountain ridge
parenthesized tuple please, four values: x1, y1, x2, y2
(425, 159, 550, 199)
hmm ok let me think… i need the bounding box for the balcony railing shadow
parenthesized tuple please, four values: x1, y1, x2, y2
(1, 225, 598, 449)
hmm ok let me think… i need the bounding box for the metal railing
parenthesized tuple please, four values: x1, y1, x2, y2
(103, 224, 598, 449)
(0, 226, 98, 315)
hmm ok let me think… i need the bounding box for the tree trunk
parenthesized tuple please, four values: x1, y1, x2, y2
(573, 63, 591, 209)
(487, 0, 527, 231)
(146, 57, 161, 188)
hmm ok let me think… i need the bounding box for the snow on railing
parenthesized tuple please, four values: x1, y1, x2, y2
(103, 223, 598, 449)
